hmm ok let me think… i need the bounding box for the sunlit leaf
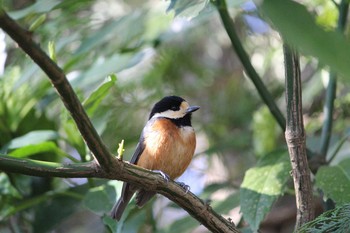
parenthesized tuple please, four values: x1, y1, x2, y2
(71, 52, 144, 88)
(315, 2, 338, 29)
(9, 141, 59, 158)
(252, 106, 279, 157)
(260, 0, 350, 78)
(48, 41, 57, 63)
(240, 150, 291, 232)
(29, 14, 47, 31)
(167, 0, 209, 19)
(316, 158, 350, 204)
(83, 75, 117, 116)
(3, 130, 59, 152)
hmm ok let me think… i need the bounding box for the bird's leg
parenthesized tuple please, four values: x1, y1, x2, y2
(176, 182, 190, 193)
(153, 170, 170, 182)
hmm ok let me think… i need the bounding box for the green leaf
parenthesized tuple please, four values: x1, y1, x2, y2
(29, 14, 47, 31)
(71, 52, 144, 88)
(316, 159, 350, 204)
(83, 75, 116, 116)
(103, 215, 118, 233)
(8, 141, 78, 162)
(260, 0, 350, 78)
(83, 185, 116, 214)
(117, 206, 147, 233)
(298, 203, 350, 233)
(240, 150, 291, 232)
(315, 2, 338, 29)
(0, 173, 21, 198)
(9, 141, 58, 158)
(8, 0, 61, 19)
(3, 130, 59, 151)
(252, 106, 279, 157)
(75, 11, 147, 55)
(167, 0, 209, 19)
(48, 41, 57, 63)
(62, 114, 86, 157)
(32, 188, 85, 233)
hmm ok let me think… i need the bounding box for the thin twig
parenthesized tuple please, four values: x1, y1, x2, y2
(212, 0, 286, 131)
(319, 72, 336, 156)
(283, 44, 314, 228)
(319, 0, 349, 157)
(0, 155, 100, 178)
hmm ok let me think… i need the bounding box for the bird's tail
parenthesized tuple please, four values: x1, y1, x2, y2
(111, 187, 134, 221)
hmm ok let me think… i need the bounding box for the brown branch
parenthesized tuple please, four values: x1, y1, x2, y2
(0, 9, 240, 233)
(283, 44, 314, 228)
(0, 9, 114, 172)
(0, 155, 239, 233)
(0, 155, 101, 178)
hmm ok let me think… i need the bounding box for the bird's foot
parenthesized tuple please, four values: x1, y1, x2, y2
(176, 181, 190, 193)
(153, 170, 170, 182)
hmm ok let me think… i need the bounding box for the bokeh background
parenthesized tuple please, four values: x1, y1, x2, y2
(1, 0, 350, 232)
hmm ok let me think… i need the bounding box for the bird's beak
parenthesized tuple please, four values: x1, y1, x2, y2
(186, 106, 200, 113)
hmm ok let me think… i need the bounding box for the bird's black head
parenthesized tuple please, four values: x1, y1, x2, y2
(149, 96, 199, 127)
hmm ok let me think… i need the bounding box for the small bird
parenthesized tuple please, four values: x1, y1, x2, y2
(111, 96, 199, 221)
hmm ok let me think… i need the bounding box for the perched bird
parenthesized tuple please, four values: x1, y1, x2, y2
(111, 96, 199, 221)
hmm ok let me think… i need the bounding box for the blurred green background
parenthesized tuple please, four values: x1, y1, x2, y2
(1, 0, 350, 232)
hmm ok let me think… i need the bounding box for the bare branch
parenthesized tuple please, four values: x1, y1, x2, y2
(0, 155, 101, 178)
(0, 154, 239, 233)
(283, 44, 314, 228)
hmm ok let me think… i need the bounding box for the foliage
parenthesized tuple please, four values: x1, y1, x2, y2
(316, 159, 350, 204)
(240, 150, 291, 232)
(298, 204, 350, 233)
(1, 0, 350, 232)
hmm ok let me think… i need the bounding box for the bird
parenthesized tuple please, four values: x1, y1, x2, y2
(111, 95, 200, 221)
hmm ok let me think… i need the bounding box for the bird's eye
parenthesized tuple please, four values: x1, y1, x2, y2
(171, 106, 178, 111)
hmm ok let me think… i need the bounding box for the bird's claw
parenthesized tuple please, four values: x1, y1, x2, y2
(176, 181, 190, 193)
(153, 170, 170, 182)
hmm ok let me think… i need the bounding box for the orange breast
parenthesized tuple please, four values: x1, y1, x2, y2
(136, 118, 196, 179)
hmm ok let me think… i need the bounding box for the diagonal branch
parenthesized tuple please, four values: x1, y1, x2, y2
(283, 44, 314, 228)
(0, 9, 114, 172)
(212, 0, 286, 131)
